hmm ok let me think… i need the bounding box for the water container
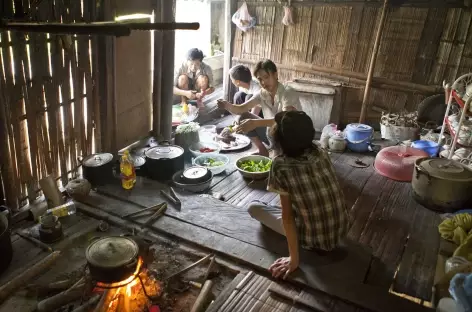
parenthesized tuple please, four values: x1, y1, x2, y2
(374, 146, 429, 181)
(411, 140, 441, 157)
(345, 123, 373, 153)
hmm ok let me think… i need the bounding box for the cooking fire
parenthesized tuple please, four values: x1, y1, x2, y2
(85, 236, 161, 311)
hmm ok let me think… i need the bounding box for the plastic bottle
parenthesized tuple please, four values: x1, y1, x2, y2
(120, 150, 136, 190)
(45, 201, 76, 218)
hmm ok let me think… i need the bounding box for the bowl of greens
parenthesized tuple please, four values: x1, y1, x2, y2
(235, 155, 272, 180)
(193, 154, 229, 175)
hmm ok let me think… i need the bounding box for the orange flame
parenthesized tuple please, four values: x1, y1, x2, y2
(97, 257, 143, 289)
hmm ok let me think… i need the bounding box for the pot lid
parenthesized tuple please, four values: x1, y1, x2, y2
(86, 236, 139, 269)
(183, 166, 209, 180)
(83, 153, 114, 167)
(145, 146, 184, 160)
(347, 123, 372, 132)
(133, 156, 146, 167)
(418, 158, 472, 181)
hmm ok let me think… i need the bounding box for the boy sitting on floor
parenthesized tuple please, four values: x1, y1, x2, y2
(229, 64, 262, 117)
(247, 111, 350, 279)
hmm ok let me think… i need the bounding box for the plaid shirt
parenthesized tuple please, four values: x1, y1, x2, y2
(268, 146, 350, 251)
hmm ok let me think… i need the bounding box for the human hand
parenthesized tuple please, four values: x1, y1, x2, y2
(217, 99, 229, 110)
(269, 257, 299, 279)
(195, 92, 204, 100)
(234, 119, 255, 134)
(187, 90, 197, 100)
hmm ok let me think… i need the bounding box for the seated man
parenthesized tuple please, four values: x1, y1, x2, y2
(229, 64, 262, 117)
(173, 48, 215, 107)
(248, 111, 350, 279)
(217, 59, 301, 156)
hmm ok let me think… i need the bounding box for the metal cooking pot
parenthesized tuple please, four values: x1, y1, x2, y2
(182, 166, 211, 184)
(80, 153, 115, 187)
(86, 236, 139, 284)
(0, 206, 12, 276)
(145, 142, 184, 181)
(412, 158, 472, 213)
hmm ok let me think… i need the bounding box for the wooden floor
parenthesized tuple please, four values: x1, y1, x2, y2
(75, 112, 440, 312)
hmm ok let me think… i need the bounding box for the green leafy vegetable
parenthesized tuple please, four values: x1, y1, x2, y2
(176, 122, 200, 134)
(202, 158, 225, 167)
(238, 159, 272, 172)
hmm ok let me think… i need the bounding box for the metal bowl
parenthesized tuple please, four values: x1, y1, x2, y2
(172, 169, 213, 193)
(235, 155, 272, 180)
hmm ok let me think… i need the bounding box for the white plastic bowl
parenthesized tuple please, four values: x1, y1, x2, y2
(235, 155, 272, 180)
(193, 154, 229, 175)
(189, 142, 221, 158)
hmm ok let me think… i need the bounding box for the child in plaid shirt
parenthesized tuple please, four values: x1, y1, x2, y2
(248, 111, 350, 279)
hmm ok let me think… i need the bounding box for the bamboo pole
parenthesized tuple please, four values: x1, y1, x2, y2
(223, 0, 238, 101)
(152, 3, 163, 139)
(359, 0, 389, 123)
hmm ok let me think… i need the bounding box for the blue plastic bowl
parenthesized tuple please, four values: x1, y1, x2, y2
(411, 140, 441, 157)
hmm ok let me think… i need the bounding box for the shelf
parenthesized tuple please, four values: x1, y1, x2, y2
(444, 116, 471, 148)
(452, 90, 472, 116)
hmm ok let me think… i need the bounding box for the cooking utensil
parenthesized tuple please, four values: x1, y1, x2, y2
(133, 156, 147, 176)
(160, 189, 180, 207)
(79, 153, 115, 187)
(141, 203, 167, 229)
(145, 142, 185, 181)
(172, 169, 213, 193)
(182, 166, 211, 184)
(412, 158, 472, 212)
(15, 230, 53, 252)
(121, 203, 166, 219)
(39, 214, 63, 243)
(0, 206, 12, 275)
(85, 236, 139, 283)
(169, 187, 181, 204)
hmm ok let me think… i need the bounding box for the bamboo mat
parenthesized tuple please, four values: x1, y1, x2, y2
(207, 271, 368, 312)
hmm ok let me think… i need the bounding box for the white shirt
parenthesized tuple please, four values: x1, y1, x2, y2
(239, 78, 261, 96)
(250, 82, 301, 119)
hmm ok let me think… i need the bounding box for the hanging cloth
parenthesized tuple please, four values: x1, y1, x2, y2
(282, 6, 294, 26)
(232, 1, 256, 32)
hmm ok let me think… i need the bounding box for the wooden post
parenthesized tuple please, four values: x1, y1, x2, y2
(159, 0, 176, 141)
(359, 0, 389, 124)
(223, 0, 238, 101)
(152, 2, 163, 138)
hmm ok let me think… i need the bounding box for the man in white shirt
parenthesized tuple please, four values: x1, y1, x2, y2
(218, 59, 301, 156)
(174, 48, 215, 106)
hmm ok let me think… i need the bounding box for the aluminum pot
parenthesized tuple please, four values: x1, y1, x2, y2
(0, 206, 12, 276)
(145, 142, 185, 181)
(86, 236, 139, 284)
(412, 158, 472, 213)
(80, 153, 115, 187)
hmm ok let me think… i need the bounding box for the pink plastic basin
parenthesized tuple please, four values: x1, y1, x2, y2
(374, 146, 429, 182)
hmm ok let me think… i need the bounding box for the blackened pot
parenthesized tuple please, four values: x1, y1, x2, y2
(86, 236, 139, 284)
(145, 142, 185, 181)
(80, 153, 115, 187)
(0, 206, 12, 276)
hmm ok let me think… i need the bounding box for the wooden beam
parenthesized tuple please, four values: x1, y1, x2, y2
(152, 3, 163, 138)
(159, 0, 176, 141)
(223, 0, 238, 101)
(234, 57, 441, 94)
(359, 0, 389, 124)
(241, 0, 465, 8)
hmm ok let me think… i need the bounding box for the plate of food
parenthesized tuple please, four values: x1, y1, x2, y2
(172, 104, 199, 126)
(215, 126, 251, 151)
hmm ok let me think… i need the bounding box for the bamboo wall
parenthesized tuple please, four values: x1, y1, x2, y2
(232, 0, 472, 124)
(0, 0, 99, 209)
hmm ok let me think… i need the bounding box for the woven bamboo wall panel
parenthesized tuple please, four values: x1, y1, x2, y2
(0, 0, 99, 209)
(233, 1, 472, 123)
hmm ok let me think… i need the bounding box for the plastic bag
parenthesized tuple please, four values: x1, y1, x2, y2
(232, 2, 256, 32)
(282, 6, 294, 26)
(320, 124, 337, 149)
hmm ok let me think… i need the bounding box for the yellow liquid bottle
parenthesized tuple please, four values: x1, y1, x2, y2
(182, 102, 189, 114)
(120, 150, 136, 190)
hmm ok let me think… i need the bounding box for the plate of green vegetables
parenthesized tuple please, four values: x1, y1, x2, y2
(235, 155, 272, 180)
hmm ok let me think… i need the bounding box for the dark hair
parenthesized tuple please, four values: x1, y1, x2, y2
(270, 111, 315, 157)
(229, 65, 252, 84)
(187, 48, 204, 61)
(253, 59, 277, 77)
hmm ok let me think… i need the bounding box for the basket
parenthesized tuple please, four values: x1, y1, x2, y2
(381, 124, 420, 142)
